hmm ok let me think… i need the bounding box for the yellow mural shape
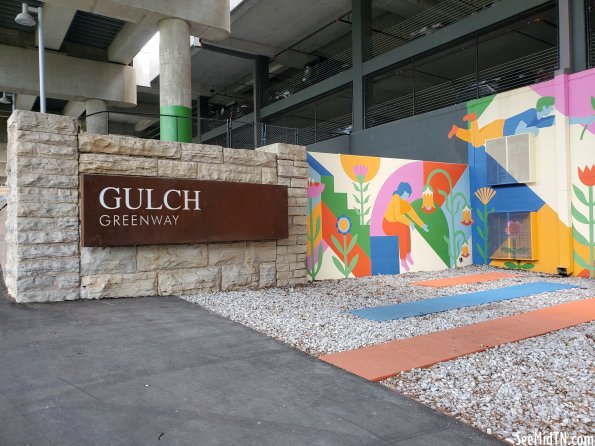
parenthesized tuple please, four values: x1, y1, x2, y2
(340, 154, 380, 183)
(448, 112, 505, 148)
(490, 204, 572, 274)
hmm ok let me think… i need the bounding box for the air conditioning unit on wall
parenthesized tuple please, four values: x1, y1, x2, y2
(485, 133, 536, 185)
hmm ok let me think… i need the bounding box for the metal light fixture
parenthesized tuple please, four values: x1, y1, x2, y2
(15, 3, 45, 113)
(0, 93, 11, 105)
(15, 2, 36, 26)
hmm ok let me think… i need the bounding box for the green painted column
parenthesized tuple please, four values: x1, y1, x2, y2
(160, 104, 192, 142)
(159, 18, 192, 142)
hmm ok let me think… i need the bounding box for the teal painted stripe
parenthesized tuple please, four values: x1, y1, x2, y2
(351, 282, 578, 321)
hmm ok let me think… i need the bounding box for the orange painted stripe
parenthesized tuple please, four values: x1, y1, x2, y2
(320, 298, 595, 381)
(413, 272, 519, 287)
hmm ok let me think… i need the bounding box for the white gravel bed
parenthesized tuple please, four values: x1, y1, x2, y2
(384, 322, 595, 442)
(181, 265, 595, 356)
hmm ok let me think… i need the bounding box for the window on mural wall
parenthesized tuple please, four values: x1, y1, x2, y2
(488, 211, 534, 260)
(486, 133, 535, 185)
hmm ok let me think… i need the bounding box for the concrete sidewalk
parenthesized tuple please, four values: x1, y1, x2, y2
(0, 290, 503, 445)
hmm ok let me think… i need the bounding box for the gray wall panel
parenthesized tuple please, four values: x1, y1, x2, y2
(351, 103, 468, 163)
(308, 103, 468, 164)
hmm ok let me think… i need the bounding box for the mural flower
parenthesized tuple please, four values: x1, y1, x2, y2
(474, 187, 496, 264)
(332, 216, 359, 278)
(421, 185, 436, 213)
(475, 187, 496, 206)
(424, 168, 471, 267)
(353, 165, 368, 183)
(307, 179, 325, 198)
(461, 205, 473, 226)
(341, 155, 380, 226)
(336, 215, 352, 235)
(461, 242, 470, 258)
(572, 165, 595, 278)
(340, 155, 380, 183)
(306, 178, 325, 280)
(578, 165, 595, 187)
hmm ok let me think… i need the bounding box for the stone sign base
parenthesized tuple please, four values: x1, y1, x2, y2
(3, 111, 308, 303)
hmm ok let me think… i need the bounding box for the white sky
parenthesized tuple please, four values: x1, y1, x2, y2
(230, 0, 245, 10)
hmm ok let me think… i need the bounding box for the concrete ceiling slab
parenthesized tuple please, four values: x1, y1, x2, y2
(190, 0, 351, 90)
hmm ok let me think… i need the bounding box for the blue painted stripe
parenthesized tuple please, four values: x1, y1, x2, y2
(307, 153, 332, 177)
(350, 282, 577, 321)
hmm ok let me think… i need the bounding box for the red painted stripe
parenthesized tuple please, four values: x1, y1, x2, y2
(320, 298, 595, 381)
(413, 272, 519, 287)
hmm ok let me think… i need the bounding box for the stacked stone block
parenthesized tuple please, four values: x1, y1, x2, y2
(78, 134, 303, 299)
(257, 144, 308, 287)
(5, 111, 80, 302)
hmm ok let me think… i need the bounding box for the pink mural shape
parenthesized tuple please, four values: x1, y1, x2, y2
(370, 161, 424, 236)
(531, 71, 595, 136)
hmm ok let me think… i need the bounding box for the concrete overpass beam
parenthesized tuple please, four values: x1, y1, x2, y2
(37, 3, 77, 50)
(14, 95, 37, 111)
(63, 101, 86, 117)
(41, 0, 230, 40)
(0, 44, 136, 107)
(108, 23, 157, 65)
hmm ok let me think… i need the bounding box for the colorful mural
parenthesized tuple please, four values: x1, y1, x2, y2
(307, 69, 595, 281)
(307, 153, 471, 280)
(461, 68, 595, 276)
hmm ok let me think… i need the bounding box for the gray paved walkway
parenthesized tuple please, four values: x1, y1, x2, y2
(0, 290, 504, 445)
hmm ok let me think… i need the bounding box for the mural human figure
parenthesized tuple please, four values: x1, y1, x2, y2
(382, 182, 429, 272)
(447, 96, 556, 148)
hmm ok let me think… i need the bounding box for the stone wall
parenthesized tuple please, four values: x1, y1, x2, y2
(0, 207, 7, 279)
(258, 144, 308, 286)
(4, 111, 308, 303)
(5, 111, 80, 302)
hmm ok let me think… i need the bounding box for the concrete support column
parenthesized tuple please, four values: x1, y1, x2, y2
(557, 0, 573, 74)
(571, 0, 588, 72)
(253, 55, 268, 146)
(352, 0, 372, 133)
(159, 18, 192, 142)
(85, 99, 107, 134)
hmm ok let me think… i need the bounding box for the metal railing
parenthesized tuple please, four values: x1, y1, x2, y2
(80, 111, 347, 149)
(263, 48, 353, 107)
(201, 119, 349, 148)
(82, 111, 194, 141)
(366, 47, 558, 128)
(364, 0, 496, 61)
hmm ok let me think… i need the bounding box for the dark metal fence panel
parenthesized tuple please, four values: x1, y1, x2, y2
(366, 47, 558, 129)
(364, 0, 497, 61)
(262, 124, 298, 145)
(80, 112, 344, 150)
(263, 48, 353, 108)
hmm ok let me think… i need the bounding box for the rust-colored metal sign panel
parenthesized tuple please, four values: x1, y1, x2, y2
(80, 174, 288, 247)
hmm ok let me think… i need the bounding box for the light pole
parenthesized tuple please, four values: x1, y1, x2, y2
(15, 3, 45, 113)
